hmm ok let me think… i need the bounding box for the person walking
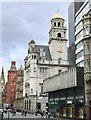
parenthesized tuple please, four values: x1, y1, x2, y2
(22, 109, 24, 115)
(83, 112, 87, 120)
(48, 111, 50, 118)
(25, 110, 27, 117)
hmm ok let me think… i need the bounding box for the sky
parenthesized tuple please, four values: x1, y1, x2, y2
(1, 1, 71, 81)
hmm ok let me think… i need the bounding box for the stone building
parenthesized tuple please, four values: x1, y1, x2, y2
(15, 65, 24, 110)
(0, 67, 5, 107)
(82, 11, 91, 120)
(23, 12, 69, 113)
(43, 67, 84, 119)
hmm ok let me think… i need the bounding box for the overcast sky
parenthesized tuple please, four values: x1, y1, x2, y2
(1, 1, 71, 81)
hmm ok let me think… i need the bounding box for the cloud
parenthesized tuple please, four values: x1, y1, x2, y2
(1, 2, 69, 81)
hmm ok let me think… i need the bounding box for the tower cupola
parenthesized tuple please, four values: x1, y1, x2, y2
(49, 11, 67, 44)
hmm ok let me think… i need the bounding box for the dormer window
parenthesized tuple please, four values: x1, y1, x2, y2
(57, 33, 61, 37)
(58, 22, 60, 27)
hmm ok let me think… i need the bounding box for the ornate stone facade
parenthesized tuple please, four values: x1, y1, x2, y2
(24, 12, 68, 112)
(15, 65, 24, 110)
(82, 11, 91, 120)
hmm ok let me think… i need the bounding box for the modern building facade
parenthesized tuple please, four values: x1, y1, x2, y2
(15, 65, 24, 110)
(5, 61, 17, 106)
(23, 12, 69, 113)
(82, 11, 91, 120)
(68, 2, 84, 65)
(43, 67, 84, 119)
(75, 0, 91, 67)
(68, 0, 91, 66)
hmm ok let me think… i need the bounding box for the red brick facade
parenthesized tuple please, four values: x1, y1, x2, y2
(5, 61, 17, 105)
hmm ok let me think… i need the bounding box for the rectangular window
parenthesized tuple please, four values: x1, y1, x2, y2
(76, 50, 83, 59)
(76, 41, 83, 49)
(40, 67, 47, 72)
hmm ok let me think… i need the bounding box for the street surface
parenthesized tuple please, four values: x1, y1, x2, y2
(1, 112, 73, 120)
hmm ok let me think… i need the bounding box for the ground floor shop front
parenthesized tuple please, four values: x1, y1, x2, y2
(48, 87, 84, 119)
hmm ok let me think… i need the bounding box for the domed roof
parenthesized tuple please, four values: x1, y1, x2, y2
(18, 65, 23, 71)
(52, 11, 64, 20)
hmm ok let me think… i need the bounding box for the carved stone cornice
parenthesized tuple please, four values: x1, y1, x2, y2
(84, 71, 91, 81)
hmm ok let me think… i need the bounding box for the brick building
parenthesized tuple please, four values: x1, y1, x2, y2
(5, 61, 17, 106)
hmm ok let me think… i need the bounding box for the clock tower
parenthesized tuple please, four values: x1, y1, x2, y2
(49, 11, 68, 64)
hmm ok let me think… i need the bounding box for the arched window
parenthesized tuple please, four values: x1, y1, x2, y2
(57, 33, 61, 37)
(54, 22, 56, 26)
(25, 100, 26, 109)
(32, 55, 33, 59)
(29, 100, 31, 110)
(34, 55, 36, 59)
(58, 22, 60, 27)
(27, 100, 28, 110)
(58, 58, 62, 64)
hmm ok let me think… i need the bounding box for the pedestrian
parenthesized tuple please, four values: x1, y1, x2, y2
(83, 112, 87, 120)
(48, 111, 50, 118)
(40, 111, 44, 118)
(12, 108, 16, 116)
(1, 109, 3, 120)
(25, 110, 27, 116)
(22, 109, 24, 115)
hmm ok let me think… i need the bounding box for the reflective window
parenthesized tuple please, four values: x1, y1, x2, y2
(75, 22, 82, 32)
(75, 30, 83, 40)
(77, 61, 84, 67)
(75, 3, 89, 23)
(76, 41, 83, 49)
(76, 50, 83, 59)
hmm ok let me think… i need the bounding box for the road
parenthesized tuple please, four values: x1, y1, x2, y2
(2, 112, 73, 120)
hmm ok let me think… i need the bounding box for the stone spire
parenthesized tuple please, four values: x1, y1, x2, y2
(0, 67, 5, 85)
